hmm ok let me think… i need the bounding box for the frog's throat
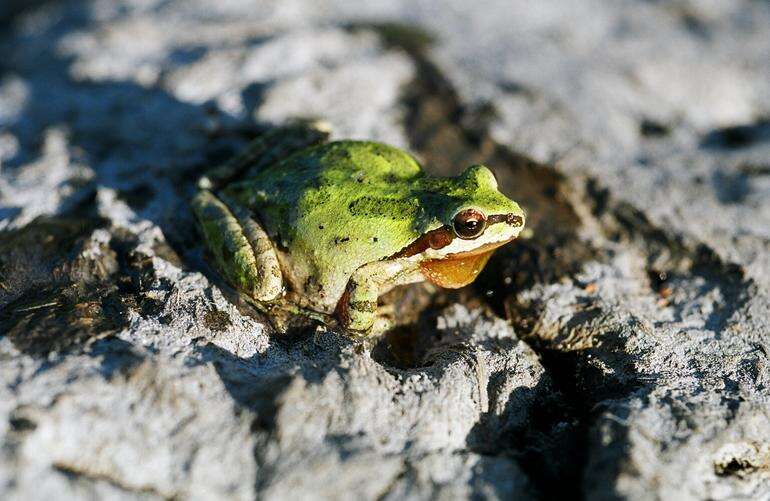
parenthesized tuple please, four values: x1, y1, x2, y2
(418, 237, 514, 288)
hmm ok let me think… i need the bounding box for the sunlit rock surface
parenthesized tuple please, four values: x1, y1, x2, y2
(1, 1, 769, 499)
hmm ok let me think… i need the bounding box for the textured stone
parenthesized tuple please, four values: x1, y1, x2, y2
(1, 1, 769, 500)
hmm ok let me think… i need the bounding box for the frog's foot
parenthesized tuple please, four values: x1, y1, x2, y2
(240, 294, 332, 334)
(336, 260, 423, 334)
(198, 120, 331, 190)
(192, 189, 283, 302)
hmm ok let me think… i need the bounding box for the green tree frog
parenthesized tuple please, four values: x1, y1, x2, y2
(192, 122, 526, 333)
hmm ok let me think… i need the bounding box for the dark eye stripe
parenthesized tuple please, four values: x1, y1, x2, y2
(389, 226, 455, 259)
(488, 214, 524, 227)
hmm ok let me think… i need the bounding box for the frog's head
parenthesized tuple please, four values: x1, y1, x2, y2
(394, 165, 527, 288)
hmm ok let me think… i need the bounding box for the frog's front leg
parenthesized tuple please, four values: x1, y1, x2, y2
(337, 260, 423, 333)
(192, 190, 283, 302)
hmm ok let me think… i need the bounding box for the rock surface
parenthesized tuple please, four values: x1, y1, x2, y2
(1, 1, 769, 500)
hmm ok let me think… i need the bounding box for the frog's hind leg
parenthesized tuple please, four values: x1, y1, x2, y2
(192, 190, 283, 302)
(199, 120, 331, 190)
(336, 260, 424, 333)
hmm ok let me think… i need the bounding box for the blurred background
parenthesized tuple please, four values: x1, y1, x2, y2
(1, 1, 769, 500)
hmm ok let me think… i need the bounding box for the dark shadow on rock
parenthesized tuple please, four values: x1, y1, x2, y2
(190, 329, 351, 424)
(189, 331, 355, 496)
(0, 0, 261, 268)
(0, 207, 22, 220)
(0, 211, 186, 376)
(193, 342, 297, 430)
(639, 118, 671, 138)
(370, 284, 481, 370)
(0, 215, 125, 357)
(240, 81, 272, 114)
(0, 0, 53, 27)
(690, 244, 751, 333)
(712, 169, 751, 204)
(584, 178, 754, 334)
(0, 0, 284, 360)
(700, 119, 770, 150)
(466, 317, 651, 501)
(88, 336, 146, 379)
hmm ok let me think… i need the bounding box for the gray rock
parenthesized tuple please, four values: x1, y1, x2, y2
(1, 1, 769, 500)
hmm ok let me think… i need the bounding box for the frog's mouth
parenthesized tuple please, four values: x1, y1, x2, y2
(418, 237, 514, 288)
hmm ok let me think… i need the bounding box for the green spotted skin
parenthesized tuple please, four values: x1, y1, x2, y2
(219, 140, 524, 312)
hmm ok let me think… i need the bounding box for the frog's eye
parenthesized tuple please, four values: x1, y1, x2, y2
(452, 209, 487, 239)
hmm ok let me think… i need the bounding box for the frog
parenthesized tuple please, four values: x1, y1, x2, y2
(192, 121, 526, 334)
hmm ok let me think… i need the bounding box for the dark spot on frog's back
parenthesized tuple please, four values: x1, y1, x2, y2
(333, 236, 351, 245)
(348, 196, 419, 219)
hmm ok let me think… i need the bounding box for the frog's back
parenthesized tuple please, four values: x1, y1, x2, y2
(218, 140, 430, 309)
(257, 140, 423, 189)
(222, 140, 425, 218)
